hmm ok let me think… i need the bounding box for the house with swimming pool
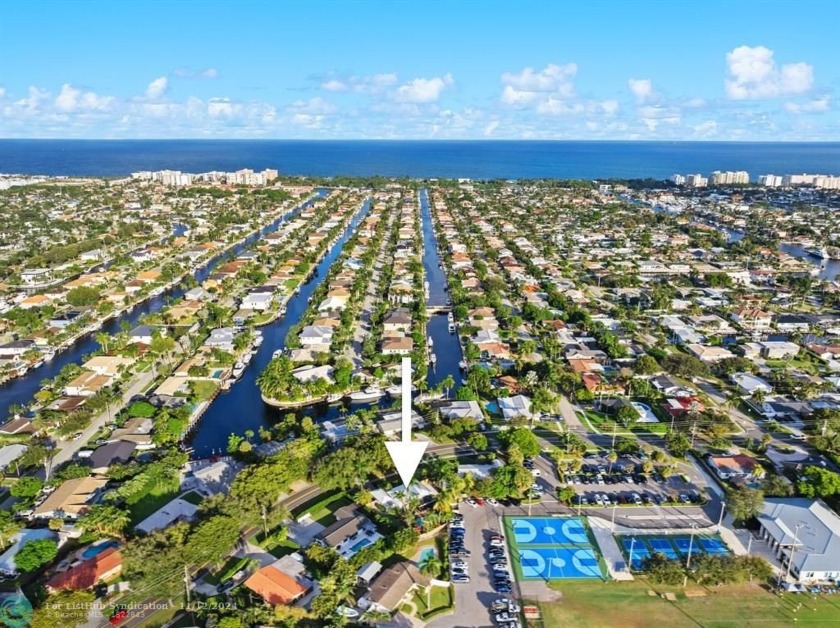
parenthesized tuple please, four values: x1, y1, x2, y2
(313, 505, 382, 559)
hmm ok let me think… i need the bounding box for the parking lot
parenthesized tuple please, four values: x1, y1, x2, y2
(428, 500, 522, 628)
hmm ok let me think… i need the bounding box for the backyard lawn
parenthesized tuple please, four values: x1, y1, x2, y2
(126, 476, 182, 524)
(293, 491, 353, 527)
(409, 585, 453, 620)
(536, 580, 840, 628)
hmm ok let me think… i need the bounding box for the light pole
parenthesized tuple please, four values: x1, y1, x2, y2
(611, 499, 619, 533)
(628, 537, 636, 573)
(781, 524, 802, 588)
(683, 524, 697, 587)
(717, 501, 726, 533)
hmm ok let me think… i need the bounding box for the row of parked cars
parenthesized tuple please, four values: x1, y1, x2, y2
(573, 491, 702, 507)
(486, 533, 512, 594)
(449, 513, 470, 583)
(491, 597, 520, 627)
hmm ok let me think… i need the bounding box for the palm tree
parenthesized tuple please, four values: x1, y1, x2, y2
(440, 375, 455, 399)
(419, 555, 442, 608)
(95, 331, 111, 354)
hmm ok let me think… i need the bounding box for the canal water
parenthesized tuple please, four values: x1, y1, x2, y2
(0, 191, 327, 423)
(722, 226, 840, 281)
(187, 198, 373, 457)
(419, 188, 463, 392)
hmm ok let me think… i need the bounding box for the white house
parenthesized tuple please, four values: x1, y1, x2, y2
(242, 292, 274, 311)
(731, 372, 773, 396)
(498, 395, 534, 421)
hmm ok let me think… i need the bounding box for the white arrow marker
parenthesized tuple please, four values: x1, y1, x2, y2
(385, 357, 428, 487)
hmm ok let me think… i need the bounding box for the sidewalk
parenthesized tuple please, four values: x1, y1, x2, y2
(588, 517, 634, 581)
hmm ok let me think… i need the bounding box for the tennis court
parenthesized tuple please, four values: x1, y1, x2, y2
(505, 516, 608, 581)
(618, 533, 731, 569)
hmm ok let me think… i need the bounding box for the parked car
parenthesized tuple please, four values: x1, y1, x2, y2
(632, 493, 642, 505)
(487, 498, 500, 506)
(679, 494, 691, 504)
(465, 497, 478, 508)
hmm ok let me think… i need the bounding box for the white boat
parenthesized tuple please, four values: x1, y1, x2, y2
(430, 353, 437, 363)
(326, 393, 345, 403)
(253, 332, 264, 347)
(31, 360, 44, 369)
(385, 385, 402, 398)
(272, 349, 284, 360)
(231, 362, 245, 379)
(428, 337, 434, 348)
(448, 323, 456, 334)
(807, 246, 830, 260)
(447, 312, 454, 323)
(43, 350, 56, 362)
(458, 361, 468, 370)
(348, 386, 385, 402)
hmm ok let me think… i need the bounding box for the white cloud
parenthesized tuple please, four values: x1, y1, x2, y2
(537, 98, 584, 116)
(55, 84, 113, 112)
(173, 67, 219, 79)
(628, 78, 654, 103)
(145, 77, 168, 99)
(784, 96, 830, 114)
(0, 87, 5, 99)
(600, 100, 620, 115)
(207, 97, 236, 118)
(320, 73, 398, 94)
(725, 45, 813, 100)
(500, 63, 577, 105)
(484, 120, 500, 136)
(682, 97, 707, 108)
(286, 97, 335, 115)
(394, 74, 453, 103)
(692, 120, 719, 138)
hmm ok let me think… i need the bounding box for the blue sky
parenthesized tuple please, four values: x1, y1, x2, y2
(1, 0, 839, 140)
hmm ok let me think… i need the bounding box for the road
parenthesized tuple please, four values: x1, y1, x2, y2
(47, 367, 158, 473)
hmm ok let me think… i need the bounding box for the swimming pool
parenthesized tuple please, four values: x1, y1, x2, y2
(81, 540, 119, 560)
(420, 547, 436, 563)
(350, 538, 372, 553)
(630, 402, 660, 423)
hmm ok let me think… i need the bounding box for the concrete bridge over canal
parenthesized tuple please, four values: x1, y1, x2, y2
(426, 304, 452, 315)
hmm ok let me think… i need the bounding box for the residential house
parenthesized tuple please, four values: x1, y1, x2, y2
(730, 308, 773, 332)
(32, 477, 108, 520)
(437, 400, 484, 422)
(46, 547, 122, 592)
(361, 562, 430, 613)
(63, 371, 111, 397)
(88, 441, 137, 475)
(241, 292, 274, 311)
(205, 327, 237, 352)
(707, 453, 765, 480)
(381, 336, 413, 355)
(498, 395, 534, 421)
(244, 561, 311, 606)
(128, 325, 158, 345)
(685, 344, 735, 362)
(135, 497, 198, 534)
(383, 309, 412, 334)
(299, 325, 333, 346)
(731, 373, 773, 396)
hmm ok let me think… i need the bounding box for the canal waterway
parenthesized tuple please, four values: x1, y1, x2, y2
(0, 191, 327, 423)
(419, 188, 463, 392)
(187, 197, 372, 457)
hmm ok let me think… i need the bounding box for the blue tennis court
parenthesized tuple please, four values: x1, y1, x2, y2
(519, 547, 602, 579)
(700, 538, 731, 555)
(674, 537, 702, 556)
(621, 538, 650, 569)
(510, 517, 590, 546)
(648, 538, 679, 560)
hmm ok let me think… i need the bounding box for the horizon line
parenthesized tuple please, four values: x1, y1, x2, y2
(1, 137, 840, 144)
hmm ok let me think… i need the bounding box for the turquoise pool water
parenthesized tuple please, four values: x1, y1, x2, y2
(81, 540, 119, 560)
(420, 547, 435, 563)
(351, 538, 372, 553)
(485, 401, 499, 414)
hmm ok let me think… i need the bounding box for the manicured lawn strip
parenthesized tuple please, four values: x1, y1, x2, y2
(535, 580, 840, 628)
(190, 380, 218, 401)
(181, 490, 204, 505)
(412, 585, 454, 620)
(126, 475, 181, 524)
(291, 490, 353, 527)
(583, 410, 669, 435)
(205, 556, 251, 585)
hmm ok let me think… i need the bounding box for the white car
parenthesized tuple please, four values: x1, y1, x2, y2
(490, 539, 505, 547)
(487, 498, 500, 506)
(530, 469, 541, 477)
(465, 498, 478, 508)
(530, 483, 543, 493)
(632, 493, 642, 505)
(450, 521, 465, 529)
(451, 560, 468, 569)
(593, 494, 604, 506)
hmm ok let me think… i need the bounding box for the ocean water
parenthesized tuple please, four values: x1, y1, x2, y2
(1, 140, 839, 180)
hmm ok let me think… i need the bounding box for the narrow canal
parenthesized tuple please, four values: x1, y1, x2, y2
(188, 197, 372, 457)
(419, 188, 463, 391)
(0, 191, 327, 423)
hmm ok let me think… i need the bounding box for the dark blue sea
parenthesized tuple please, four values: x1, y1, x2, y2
(1, 140, 839, 180)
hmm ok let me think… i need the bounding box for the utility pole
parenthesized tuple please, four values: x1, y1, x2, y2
(184, 564, 191, 606)
(628, 537, 636, 573)
(611, 499, 618, 533)
(261, 503, 268, 539)
(717, 501, 726, 533)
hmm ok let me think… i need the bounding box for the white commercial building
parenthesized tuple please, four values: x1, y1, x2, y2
(758, 498, 840, 583)
(710, 170, 750, 185)
(685, 174, 708, 188)
(759, 174, 783, 187)
(671, 174, 686, 185)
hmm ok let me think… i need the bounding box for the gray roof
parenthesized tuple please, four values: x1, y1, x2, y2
(759, 498, 840, 575)
(88, 440, 137, 471)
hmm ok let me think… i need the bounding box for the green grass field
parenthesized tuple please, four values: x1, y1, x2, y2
(533, 580, 840, 628)
(126, 476, 182, 524)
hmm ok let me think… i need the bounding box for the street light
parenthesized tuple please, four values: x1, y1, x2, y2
(628, 537, 636, 573)
(683, 524, 698, 587)
(717, 501, 726, 533)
